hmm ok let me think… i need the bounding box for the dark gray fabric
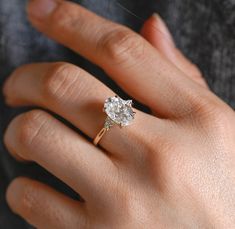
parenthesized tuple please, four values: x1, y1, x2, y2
(0, 0, 234, 228)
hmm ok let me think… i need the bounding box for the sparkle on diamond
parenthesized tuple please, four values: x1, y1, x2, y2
(104, 96, 135, 126)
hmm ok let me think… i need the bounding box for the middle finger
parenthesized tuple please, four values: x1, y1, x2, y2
(27, 0, 210, 118)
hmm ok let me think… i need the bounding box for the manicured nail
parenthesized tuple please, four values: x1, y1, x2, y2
(28, 0, 59, 20)
(152, 13, 175, 46)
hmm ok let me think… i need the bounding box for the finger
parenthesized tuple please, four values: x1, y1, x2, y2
(26, 0, 210, 118)
(6, 177, 87, 229)
(4, 109, 116, 200)
(3, 62, 159, 159)
(141, 14, 208, 88)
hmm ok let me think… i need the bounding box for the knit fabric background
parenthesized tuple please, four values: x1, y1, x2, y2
(0, 0, 234, 228)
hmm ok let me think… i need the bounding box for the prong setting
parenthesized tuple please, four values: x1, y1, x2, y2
(104, 96, 135, 127)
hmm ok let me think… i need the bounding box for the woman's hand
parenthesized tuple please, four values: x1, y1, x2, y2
(3, 0, 235, 228)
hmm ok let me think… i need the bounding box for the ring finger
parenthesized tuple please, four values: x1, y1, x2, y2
(3, 62, 160, 158)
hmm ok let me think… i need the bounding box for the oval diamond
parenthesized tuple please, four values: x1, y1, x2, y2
(104, 96, 135, 126)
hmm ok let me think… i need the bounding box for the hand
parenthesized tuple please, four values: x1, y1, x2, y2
(3, 0, 235, 228)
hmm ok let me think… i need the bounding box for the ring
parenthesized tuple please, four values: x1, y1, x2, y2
(93, 96, 136, 146)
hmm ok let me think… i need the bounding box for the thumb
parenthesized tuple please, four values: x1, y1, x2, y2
(141, 14, 208, 88)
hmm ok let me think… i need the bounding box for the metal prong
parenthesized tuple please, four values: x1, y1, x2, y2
(126, 100, 133, 106)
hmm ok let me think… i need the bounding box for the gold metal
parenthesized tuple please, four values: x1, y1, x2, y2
(93, 127, 109, 146)
(93, 116, 114, 145)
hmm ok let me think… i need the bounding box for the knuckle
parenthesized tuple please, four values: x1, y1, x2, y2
(189, 65, 208, 87)
(177, 89, 219, 118)
(197, 78, 208, 88)
(194, 72, 203, 82)
(201, 105, 232, 132)
(17, 110, 49, 153)
(98, 27, 147, 66)
(42, 62, 79, 102)
(186, 92, 233, 128)
(189, 63, 202, 77)
(194, 97, 223, 120)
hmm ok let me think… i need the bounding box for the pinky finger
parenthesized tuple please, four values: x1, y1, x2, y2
(6, 177, 88, 229)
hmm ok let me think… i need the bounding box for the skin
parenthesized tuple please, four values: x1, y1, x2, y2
(3, 0, 235, 228)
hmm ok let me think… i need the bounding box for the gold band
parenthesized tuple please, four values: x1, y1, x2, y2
(93, 127, 109, 146)
(93, 116, 113, 146)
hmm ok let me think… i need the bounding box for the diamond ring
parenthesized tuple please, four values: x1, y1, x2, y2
(93, 96, 136, 146)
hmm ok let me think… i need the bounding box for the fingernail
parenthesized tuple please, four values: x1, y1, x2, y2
(152, 13, 175, 46)
(28, 0, 59, 20)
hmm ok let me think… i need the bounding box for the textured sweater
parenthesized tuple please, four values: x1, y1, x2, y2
(0, 0, 234, 228)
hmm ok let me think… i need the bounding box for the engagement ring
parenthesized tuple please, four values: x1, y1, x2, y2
(93, 96, 136, 145)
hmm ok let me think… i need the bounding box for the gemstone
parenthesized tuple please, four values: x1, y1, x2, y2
(104, 96, 135, 127)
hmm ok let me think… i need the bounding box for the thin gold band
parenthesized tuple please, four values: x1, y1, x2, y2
(93, 116, 113, 146)
(93, 127, 109, 146)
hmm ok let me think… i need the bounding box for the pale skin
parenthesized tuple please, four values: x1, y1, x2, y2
(3, 0, 235, 228)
